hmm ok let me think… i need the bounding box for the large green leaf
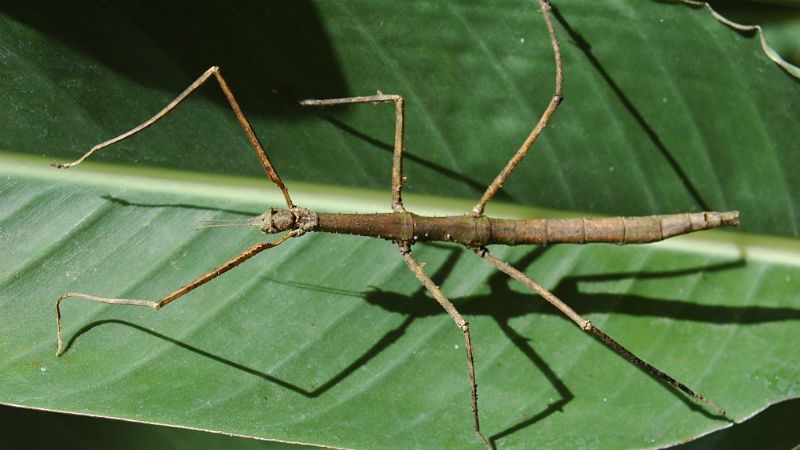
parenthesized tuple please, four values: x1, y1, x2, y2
(1, 1, 798, 449)
(3, 156, 799, 450)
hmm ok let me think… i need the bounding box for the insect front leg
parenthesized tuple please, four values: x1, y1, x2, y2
(299, 94, 407, 212)
(55, 231, 301, 356)
(51, 66, 294, 209)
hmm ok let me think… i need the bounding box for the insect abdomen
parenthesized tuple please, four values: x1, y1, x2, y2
(488, 211, 739, 245)
(314, 211, 739, 246)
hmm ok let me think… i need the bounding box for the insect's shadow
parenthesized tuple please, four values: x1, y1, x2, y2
(550, 5, 711, 211)
(310, 114, 512, 201)
(62, 242, 796, 445)
(264, 242, 799, 445)
(101, 195, 257, 218)
(352, 246, 749, 444)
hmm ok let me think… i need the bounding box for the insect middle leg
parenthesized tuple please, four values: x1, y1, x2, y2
(473, 246, 726, 416)
(472, 0, 563, 217)
(299, 94, 407, 212)
(55, 230, 302, 356)
(52, 66, 294, 209)
(400, 244, 491, 450)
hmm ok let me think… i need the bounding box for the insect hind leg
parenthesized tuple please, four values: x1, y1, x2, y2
(473, 246, 726, 416)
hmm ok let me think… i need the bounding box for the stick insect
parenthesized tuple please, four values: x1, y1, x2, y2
(52, 1, 739, 448)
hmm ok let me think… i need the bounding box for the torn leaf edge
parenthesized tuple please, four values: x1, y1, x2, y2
(677, 0, 800, 79)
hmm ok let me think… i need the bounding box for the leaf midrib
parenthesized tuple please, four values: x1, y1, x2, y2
(4, 150, 795, 258)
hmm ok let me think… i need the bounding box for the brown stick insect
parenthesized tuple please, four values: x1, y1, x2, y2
(51, 1, 739, 448)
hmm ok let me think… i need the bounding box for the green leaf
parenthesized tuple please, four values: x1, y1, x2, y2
(0, 1, 798, 450)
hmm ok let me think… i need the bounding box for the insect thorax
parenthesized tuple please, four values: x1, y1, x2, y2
(259, 207, 319, 234)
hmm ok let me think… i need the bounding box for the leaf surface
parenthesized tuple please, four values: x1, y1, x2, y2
(0, 1, 798, 449)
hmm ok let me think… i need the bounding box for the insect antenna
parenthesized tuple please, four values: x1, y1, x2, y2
(197, 214, 265, 229)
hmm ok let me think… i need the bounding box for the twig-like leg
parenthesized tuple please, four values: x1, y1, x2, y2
(474, 247, 726, 416)
(52, 66, 294, 209)
(472, 0, 563, 216)
(300, 95, 406, 212)
(55, 230, 301, 356)
(400, 245, 491, 450)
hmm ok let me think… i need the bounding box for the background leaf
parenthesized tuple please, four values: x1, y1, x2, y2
(0, 1, 798, 449)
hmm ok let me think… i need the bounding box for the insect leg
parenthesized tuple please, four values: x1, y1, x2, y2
(55, 230, 301, 356)
(474, 246, 726, 416)
(300, 94, 406, 212)
(400, 244, 491, 450)
(472, 0, 563, 217)
(52, 66, 294, 209)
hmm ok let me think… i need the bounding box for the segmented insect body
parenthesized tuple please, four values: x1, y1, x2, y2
(255, 208, 738, 246)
